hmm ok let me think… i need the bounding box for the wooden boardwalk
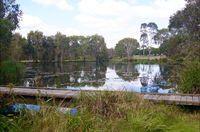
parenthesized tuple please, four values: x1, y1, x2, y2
(0, 86, 199, 106)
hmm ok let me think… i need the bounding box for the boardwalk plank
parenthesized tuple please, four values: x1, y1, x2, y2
(168, 96, 176, 101)
(0, 87, 200, 106)
(192, 96, 199, 102)
(149, 95, 158, 100)
(175, 96, 181, 101)
(186, 96, 193, 105)
(143, 95, 149, 100)
(160, 95, 170, 101)
(186, 96, 193, 102)
(181, 96, 187, 102)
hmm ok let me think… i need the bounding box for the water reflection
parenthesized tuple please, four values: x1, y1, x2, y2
(23, 62, 176, 93)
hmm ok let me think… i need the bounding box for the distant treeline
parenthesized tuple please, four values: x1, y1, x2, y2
(10, 32, 108, 62)
(9, 32, 163, 62)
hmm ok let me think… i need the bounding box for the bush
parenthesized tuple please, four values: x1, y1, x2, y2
(178, 61, 200, 94)
(0, 60, 24, 85)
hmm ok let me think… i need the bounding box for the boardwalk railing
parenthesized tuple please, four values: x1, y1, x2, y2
(0, 86, 199, 106)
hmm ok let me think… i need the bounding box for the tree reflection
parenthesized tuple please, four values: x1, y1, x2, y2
(137, 64, 161, 93)
(23, 62, 176, 93)
(115, 62, 139, 81)
(23, 62, 107, 88)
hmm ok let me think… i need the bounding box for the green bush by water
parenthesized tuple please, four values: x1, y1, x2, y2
(0, 60, 24, 85)
(178, 61, 200, 94)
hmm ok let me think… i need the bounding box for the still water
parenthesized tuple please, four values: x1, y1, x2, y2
(22, 62, 176, 93)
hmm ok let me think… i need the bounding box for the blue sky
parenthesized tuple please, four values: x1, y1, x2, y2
(16, 0, 186, 48)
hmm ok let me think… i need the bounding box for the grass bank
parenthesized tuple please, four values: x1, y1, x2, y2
(19, 59, 97, 63)
(0, 91, 199, 132)
(111, 55, 168, 63)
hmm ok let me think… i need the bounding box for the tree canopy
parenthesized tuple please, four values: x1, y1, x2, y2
(115, 38, 139, 59)
(140, 22, 158, 55)
(0, 0, 22, 61)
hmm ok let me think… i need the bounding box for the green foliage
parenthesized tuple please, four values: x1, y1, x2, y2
(154, 28, 172, 45)
(10, 33, 27, 61)
(23, 32, 108, 62)
(158, 0, 200, 62)
(169, 0, 200, 40)
(0, 60, 24, 85)
(115, 38, 139, 59)
(0, 0, 22, 62)
(178, 61, 200, 94)
(136, 48, 160, 55)
(27, 31, 44, 62)
(159, 35, 187, 58)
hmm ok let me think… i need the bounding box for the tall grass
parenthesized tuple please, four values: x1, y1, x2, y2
(0, 91, 199, 132)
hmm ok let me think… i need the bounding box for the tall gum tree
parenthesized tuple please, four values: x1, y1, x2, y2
(140, 22, 158, 55)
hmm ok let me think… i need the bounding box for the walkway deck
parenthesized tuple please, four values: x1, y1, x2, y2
(0, 86, 199, 106)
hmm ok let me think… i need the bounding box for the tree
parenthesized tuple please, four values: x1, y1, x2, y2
(115, 38, 139, 60)
(140, 33, 148, 55)
(169, 0, 200, 40)
(41, 36, 55, 62)
(0, 0, 22, 61)
(107, 48, 116, 59)
(154, 28, 172, 45)
(166, 0, 200, 61)
(159, 35, 187, 58)
(53, 32, 68, 63)
(67, 36, 83, 60)
(88, 34, 108, 62)
(27, 31, 44, 62)
(115, 41, 126, 58)
(10, 33, 26, 60)
(140, 22, 158, 55)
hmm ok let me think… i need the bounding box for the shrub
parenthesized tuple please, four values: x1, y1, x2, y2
(0, 60, 24, 85)
(178, 61, 200, 94)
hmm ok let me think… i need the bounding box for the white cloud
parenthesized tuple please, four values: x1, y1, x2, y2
(32, 0, 73, 10)
(16, 14, 57, 36)
(16, 14, 80, 37)
(17, 0, 186, 48)
(75, 0, 186, 48)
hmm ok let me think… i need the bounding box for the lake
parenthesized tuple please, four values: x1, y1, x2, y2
(22, 62, 177, 93)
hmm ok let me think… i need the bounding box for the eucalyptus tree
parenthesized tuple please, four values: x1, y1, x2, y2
(169, 0, 200, 40)
(115, 41, 126, 58)
(41, 36, 55, 61)
(88, 34, 108, 62)
(67, 36, 84, 60)
(140, 32, 148, 55)
(115, 38, 139, 60)
(0, 0, 22, 62)
(53, 32, 68, 63)
(154, 28, 172, 45)
(162, 0, 200, 60)
(27, 31, 44, 62)
(140, 22, 158, 55)
(10, 33, 26, 61)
